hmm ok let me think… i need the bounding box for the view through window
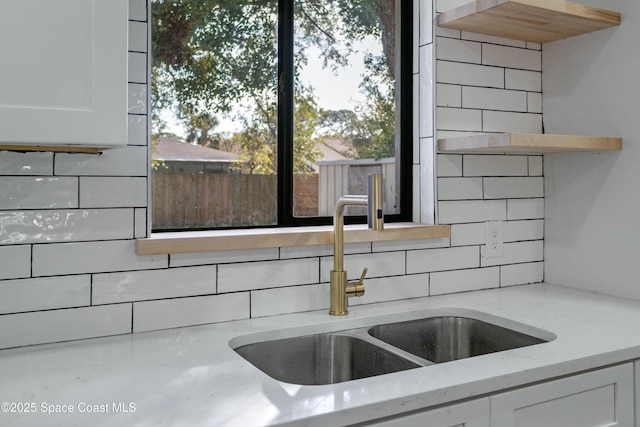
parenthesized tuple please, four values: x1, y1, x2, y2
(151, 0, 410, 231)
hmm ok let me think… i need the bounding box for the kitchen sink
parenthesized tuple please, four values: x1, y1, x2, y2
(368, 316, 546, 363)
(234, 333, 420, 385)
(233, 310, 552, 385)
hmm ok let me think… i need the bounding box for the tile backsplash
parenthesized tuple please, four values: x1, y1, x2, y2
(0, 0, 544, 350)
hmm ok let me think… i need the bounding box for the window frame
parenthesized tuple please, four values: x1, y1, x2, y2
(277, 0, 413, 227)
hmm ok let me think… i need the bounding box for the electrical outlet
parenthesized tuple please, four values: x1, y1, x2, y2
(485, 221, 504, 258)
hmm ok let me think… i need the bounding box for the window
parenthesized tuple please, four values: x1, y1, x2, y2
(151, 0, 412, 231)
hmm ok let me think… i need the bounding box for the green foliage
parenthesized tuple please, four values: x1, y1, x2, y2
(151, 0, 397, 171)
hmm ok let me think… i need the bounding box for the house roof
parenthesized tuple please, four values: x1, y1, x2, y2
(153, 137, 239, 163)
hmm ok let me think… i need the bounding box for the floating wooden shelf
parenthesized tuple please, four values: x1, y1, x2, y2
(437, 133, 622, 154)
(437, 0, 620, 44)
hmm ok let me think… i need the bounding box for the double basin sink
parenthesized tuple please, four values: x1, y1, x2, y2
(233, 310, 554, 385)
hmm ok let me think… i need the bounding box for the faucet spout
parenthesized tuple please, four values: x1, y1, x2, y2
(329, 174, 384, 316)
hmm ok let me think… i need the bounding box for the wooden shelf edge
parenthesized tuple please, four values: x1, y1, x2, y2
(136, 223, 452, 255)
(0, 145, 106, 153)
(437, 133, 622, 154)
(437, 0, 621, 44)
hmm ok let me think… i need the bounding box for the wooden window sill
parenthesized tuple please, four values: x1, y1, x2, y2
(135, 223, 451, 255)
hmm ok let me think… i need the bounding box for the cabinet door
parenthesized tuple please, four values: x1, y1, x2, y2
(491, 364, 634, 427)
(0, 0, 128, 148)
(366, 398, 489, 427)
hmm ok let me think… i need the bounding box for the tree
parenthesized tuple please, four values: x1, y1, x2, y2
(151, 0, 398, 170)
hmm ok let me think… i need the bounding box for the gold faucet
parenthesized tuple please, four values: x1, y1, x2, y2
(330, 174, 384, 316)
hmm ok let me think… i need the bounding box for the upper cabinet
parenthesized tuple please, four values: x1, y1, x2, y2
(437, 0, 621, 44)
(0, 0, 129, 152)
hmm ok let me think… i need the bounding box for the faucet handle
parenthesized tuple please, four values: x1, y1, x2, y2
(346, 267, 367, 298)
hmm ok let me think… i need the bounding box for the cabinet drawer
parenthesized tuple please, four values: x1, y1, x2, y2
(491, 364, 634, 427)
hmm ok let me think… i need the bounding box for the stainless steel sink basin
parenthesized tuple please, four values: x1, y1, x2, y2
(368, 316, 547, 363)
(235, 333, 420, 385)
(233, 311, 553, 385)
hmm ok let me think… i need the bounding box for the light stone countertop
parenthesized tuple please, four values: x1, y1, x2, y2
(1, 283, 640, 426)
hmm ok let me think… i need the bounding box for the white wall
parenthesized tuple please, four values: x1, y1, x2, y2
(543, 0, 640, 299)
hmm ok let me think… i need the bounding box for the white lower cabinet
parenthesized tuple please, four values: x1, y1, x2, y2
(366, 398, 490, 427)
(490, 363, 634, 427)
(635, 361, 640, 427)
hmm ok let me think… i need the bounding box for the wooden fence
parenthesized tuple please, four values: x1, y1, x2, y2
(152, 172, 319, 230)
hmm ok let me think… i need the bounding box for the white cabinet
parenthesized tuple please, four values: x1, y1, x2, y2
(490, 364, 634, 427)
(0, 0, 128, 150)
(366, 398, 490, 427)
(636, 361, 640, 427)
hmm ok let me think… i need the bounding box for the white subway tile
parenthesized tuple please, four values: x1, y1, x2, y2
(437, 107, 482, 132)
(373, 238, 450, 252)
(413, 164, 421, 222)
(281, 242, 370, 259)
(407, 246, 480, 274)
(504, 219, 544, 242)
(252, 284, 328, 317)
(32, 240, 167, 276)
(133, 293, 249, 333)
(482, 44, 541, 71)
(170, 247, 279, 267)
(420, 138, 436, 224)
(128, 52, 147, 84)
(527, 92, 542, 113)
(461, 32, 526, 48)
(501, 262, 544, 287)
(320, 251, 406, 282)
(437, 60, 504, 88)
(0, 304, 132, 349)
(436, 27, 461, 38)
(528, 156, 543, 176)
(526, 42, 542, 51)
(438, 200, 506, 224)
(413, 74, 420, 159)
(505, 69, 542, 92)
(218, 258, 318, 293)
(436, 37, 481, 63)
(437, 177, 483, 200)
(350, 273, 430, 306)
(0, 209, 134, 244)
(437, 84, 462, 107)
(0, 177, 77, 209)
(508, 199, 544, 220)
(128, 83, 148, 115)
(413, 0, 419, 73)
(481, 240, 543, 267)
(483, 111, 542, 133)
(129, 0, 147, 22)
(420, 44, 434, 138)
(128, 115, 147, 146)
(134, 208, 147, 238)
(464, 155, 528, 177)
(0, 151, 53, 175)
(0, 246, 30, 279)
(419, 0, 433, 46)
(80, 177, 147, 208)
(462, 87, 527, 112)
(430, 267, 499, 295)
(437, 154, 462, 177)
(0, 275, 90, 314)
(451, 222, 485, 246)
(437, 0, 473, 13)
(128, 21, 147, 52)
(484, 177, 544, 199)
(93, 266, 216, 304)
(55, 146, 148, 176)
